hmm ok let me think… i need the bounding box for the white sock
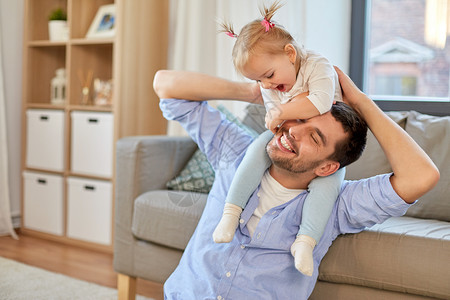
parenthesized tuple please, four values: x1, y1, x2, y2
(290, 234, 317, 276)
(213, 203, 243, 243)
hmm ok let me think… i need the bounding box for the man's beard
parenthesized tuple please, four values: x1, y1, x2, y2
(266, 136, 324, 174)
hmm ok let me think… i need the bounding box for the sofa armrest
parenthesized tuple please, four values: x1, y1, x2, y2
(115, 134, 197, 224)
(114, 135, 197, 274)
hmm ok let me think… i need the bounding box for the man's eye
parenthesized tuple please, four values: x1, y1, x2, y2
(267, 73, 274, 79)
(311, 134, 319, 144)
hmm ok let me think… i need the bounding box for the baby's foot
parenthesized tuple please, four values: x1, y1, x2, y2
(212, 203, 242, 243)
(213, 214, 239, 243)
(290, 234, 317, 276)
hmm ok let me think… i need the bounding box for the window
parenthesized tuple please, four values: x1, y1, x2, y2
(351, 0, 450, 115)
(374, 75, 417, 96)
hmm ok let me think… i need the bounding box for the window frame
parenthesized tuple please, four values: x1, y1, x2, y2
(350, 0, 450, 116)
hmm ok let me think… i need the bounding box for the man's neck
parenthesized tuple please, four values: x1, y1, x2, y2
(268, 165, 316, 190)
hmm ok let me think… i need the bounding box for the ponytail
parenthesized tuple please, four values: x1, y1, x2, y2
(259, 0, 284, 24)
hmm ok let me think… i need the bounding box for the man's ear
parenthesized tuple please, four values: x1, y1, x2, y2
(284, 44, 297, 64)
(314, 161, 340, 177)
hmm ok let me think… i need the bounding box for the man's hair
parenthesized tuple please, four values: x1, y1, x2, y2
(328, 102, 368, 168)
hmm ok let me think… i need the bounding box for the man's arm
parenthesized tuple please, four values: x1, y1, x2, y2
(335, 67, 440, 204)
(153, 70, 262, 104)
(153, 70, 258, 172)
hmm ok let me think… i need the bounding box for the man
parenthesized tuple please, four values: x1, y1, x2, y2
(153, 67, 439, 299)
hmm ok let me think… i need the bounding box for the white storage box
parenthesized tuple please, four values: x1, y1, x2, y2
(26, 109, 65, 171)
(23, 171, 64, 235)
(70, 111, 113, 177)
(67, 177, 112, 245)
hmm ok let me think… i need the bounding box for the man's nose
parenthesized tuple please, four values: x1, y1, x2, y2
(286, 120, 302, 140)
(286, 119, 309, 139)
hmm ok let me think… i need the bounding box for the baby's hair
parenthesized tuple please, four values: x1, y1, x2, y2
(220, 0, 304, 75)
(219, 20, 238, 38)
(259, 0, 284, 23)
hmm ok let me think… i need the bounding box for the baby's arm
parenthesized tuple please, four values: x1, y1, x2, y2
(266, 92, 319, 132)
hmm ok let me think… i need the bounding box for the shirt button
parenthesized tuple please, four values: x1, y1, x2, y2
(271, 211, 277, 215)
(241, 245, 245, 249)
(217, 296, 223, 300)
(257, 233, 261, 239)
(226, 271, 231, 277)
(257, 193, 261, 197)
(239, 219, 244, 224)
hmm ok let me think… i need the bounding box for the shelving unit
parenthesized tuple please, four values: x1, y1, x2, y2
(21, 0, 168, 252)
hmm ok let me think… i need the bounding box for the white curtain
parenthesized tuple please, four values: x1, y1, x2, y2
(0, 28, 17, 238)
(166, 0, 302, 135)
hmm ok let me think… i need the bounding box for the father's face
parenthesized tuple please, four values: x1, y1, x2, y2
(266, 112, 347, 174)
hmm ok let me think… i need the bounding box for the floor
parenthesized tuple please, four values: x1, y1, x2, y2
(0, 233, 164, 300)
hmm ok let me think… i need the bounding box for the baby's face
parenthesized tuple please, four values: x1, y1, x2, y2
(242, 50, 297, 92)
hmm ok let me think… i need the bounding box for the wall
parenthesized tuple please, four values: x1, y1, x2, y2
(300, 0, 351, 71)
(0, 0, 24, 226)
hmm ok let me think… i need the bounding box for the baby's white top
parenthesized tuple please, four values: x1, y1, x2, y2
(261, 50, 342, 115)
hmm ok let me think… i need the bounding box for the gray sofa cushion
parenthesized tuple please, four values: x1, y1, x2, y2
(403, 111, 450, 221)
(345, 111, 409, 180)
(318, 217, 450, 299)
(132, 190, 207, 250)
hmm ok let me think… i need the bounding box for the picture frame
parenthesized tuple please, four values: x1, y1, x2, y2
(85, 4, 116, 39)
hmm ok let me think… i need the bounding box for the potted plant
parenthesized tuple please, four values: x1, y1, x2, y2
(48, 8, 68, 41)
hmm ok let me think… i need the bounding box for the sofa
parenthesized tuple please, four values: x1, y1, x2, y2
(113, 104, 450, 300)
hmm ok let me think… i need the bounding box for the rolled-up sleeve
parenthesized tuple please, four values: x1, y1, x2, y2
(335, 173, 414, 233)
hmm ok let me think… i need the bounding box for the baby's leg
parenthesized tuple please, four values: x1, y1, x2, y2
(213, 130, 273, 243)
(290, 168, 346, 275)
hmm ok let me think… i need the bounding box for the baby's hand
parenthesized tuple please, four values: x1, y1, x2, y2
(265, 107, 284, 133)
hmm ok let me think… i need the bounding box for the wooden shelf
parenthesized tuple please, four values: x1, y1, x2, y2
(22, 0, 117, 251)
(25, 103, 112, 112)
(28, 40, 67, 47)
(26, 103, 65, 110)
(21, 0, 169, 252)
(24, 167, 64, 176)
(28, 39, 114, 47)
(67, 172, 112, 181)
(68, 105, 112, 112)
(71, 38, 114, 45)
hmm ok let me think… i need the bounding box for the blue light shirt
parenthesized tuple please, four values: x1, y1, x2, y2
(160, 99, 413, 300)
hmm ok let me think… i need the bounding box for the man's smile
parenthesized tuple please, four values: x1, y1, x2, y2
(277, 133, 296, 154)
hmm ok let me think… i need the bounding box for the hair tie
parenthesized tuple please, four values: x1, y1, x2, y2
(226, 31, 238, 38)
(261, 18, 275, 32)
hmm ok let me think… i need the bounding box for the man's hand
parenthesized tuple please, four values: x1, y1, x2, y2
(333, 67, 369, 116)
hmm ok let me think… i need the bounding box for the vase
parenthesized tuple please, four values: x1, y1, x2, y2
(48, 20, 68, 41)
